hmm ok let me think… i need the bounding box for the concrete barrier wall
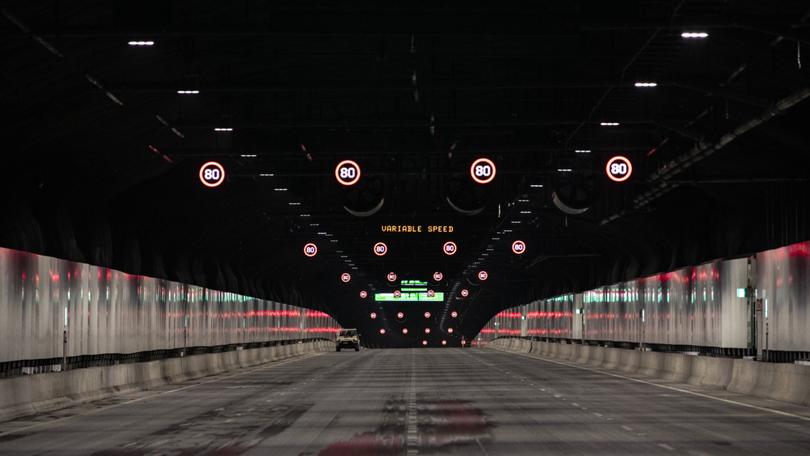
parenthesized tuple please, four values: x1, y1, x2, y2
(0, 340, 332, 421)
(487, 338, 810, 407)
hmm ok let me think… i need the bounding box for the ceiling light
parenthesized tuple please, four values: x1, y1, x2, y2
(331, 239, 339, 243)
(259, 173, 274, 177)
(681, 31, 708, 39)
(520, 210, 532, 214)
(309, 223, 319, 227)
(273, 188, 287, 192)
(128, 40, 154, 46)
(575, 149, 591, 154)
(600, 122, 620, 126)
(288, 202, 301, 206)
(530, 184, 544, 188)
(634, 82, 657, 88)
(503, 229, 513, 233)
(214, 127, 233, 132)
(491, 237, 500, 241)
(316, 231, 327, 235)
(299, 213, 310, 217)
(510, 220, 522, 224)
(557, 168, 573, 172)
(517, 199, 529, 203)
(240, 154, 257, 158)
(176, 90, 199, 95)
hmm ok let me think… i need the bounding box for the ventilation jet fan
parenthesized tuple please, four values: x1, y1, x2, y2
(342, 175, 385, 217)
(444, 164, 494, 216)
(551, 159, 596, 215)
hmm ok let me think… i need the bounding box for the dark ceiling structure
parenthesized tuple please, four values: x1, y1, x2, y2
(1, 1, 809, 347)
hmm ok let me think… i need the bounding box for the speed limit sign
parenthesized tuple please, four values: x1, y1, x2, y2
(387, 272, 397, 282)
(303, 243, 318, 257)
(442, 241, 458, 256)
(335, 160, 361, 186)
(199, 161, 226, 188)
(427, 290, 435, 297)
(340, 272, 351, 283)
(373, 242, 388, 256)
(393, 290, 402, 298)
(511, 240, 526, 255)
(606, 156, 633, 182)
(478, 270, 489, 281)
(360, 290, 368, 299)
(433, 271, 443, 282)
(460, 289, 469, 298)
(470, 157, 496, 184)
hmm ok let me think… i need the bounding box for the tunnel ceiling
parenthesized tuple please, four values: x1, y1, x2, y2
(1, 1, 810, 346)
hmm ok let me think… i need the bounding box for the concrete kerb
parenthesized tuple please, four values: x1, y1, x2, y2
(486, 339, 810, 408)
(0, 341, 330, 422)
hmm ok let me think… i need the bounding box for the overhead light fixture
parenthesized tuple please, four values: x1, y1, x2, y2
(176, 90, 199, 95)
(299, 213, 310, 217)
(259, 173, 274, 177)
(331, 239, 339, 243)
(288, 202, 301, 206)
(517, 199, 530, 203)
(681, 31, 708, 39)
(240, 154, 257, 158)
(503, 229, 513, 233)
(574, 149, 591, 154)
(128, 40, 154, 46)
(491, 237, 500, 241)
(316, 232, 327, 235)
(510, 220, 522, 224)
(214, 127, 233, 132)
(530, 184, 544, 188)
(557, 168, 573, 172)
(273, 188, 287, 192)
(634, 82, 658, 88)
(520, 210, 532, 214)
(600, 122, 620, 126)
(309, 223, 320, 227)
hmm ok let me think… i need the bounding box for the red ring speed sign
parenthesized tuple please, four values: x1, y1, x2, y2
(427, 290, 435, 297)
(460, 289, 469, 298)
(478, 270, 489, 281)
(433, 271, 443, 281)
(470, 157, 496, 184)
(606, 155, 633, 182)
(387, 272, 397, 282)
(303, 243, 318, 257)
(199, 161, 226, 188)
(511, 240, 527, 255)
(340, 272, 351, 283)
(369, 312, 377, 319)
(373, 242, 388, 256)
(450, 310, 458, 318)
(393, 290, 402, 298)
(442, 241, 458, 256)
(360, 290, 368, 298)
(335, 159, 361, 186)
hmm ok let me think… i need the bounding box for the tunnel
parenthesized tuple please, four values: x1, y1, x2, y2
(2, 1, 810, 454)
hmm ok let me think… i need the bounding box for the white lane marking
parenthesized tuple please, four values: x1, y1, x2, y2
(505, 350, 810, 423)
(572, 403, 580, 407)
(622, 425, 634, 432)
(406, 352, 419, 455)
(658, 443, 675, 451)
(593, 412, 603, 417)
(0, 351, 326, 437)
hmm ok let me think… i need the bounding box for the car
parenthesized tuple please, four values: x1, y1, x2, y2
(336, 328, 360, 351)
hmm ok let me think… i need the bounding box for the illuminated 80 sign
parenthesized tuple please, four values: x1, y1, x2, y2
(335, 160, 361, 186)
(199, 161, 226, 188)
(606, 156, 633, 182)
(470, 157, 496, 184)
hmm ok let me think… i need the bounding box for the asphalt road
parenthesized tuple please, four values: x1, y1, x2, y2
(2, 348, 810, 455)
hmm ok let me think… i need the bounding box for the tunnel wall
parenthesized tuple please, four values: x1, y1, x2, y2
(0, 246, 340, 364)
(477, 240, 810, 354)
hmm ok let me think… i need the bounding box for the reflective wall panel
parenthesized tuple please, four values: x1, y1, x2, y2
(0, 247, 340, 363)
